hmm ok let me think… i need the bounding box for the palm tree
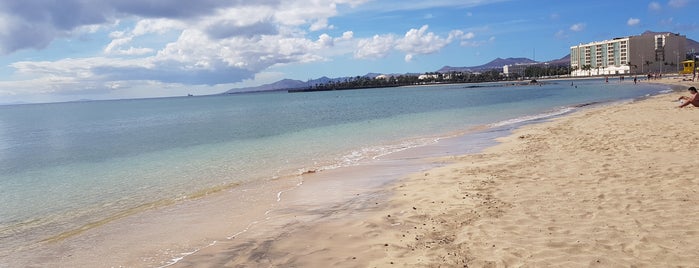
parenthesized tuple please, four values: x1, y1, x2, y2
(581, 64, 592, 76)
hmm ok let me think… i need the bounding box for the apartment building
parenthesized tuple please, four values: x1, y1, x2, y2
(570, 32, 686, 76)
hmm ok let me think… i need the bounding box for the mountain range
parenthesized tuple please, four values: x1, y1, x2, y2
(225, 31, 699, 94)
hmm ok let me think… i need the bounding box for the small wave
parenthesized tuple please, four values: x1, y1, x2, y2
(156, 240, 218, 268)
(276, 177, 304, 202)
(286, 137, 442, 179)
(487, 106, 576, 128)
(336, 138, 439, 165)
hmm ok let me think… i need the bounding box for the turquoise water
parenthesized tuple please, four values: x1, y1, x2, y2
(0, 80, 668, 257)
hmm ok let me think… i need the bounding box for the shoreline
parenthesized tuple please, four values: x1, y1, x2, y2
(6, 121, 514, 267)
(175, 78, 699, 266)
(4, 78, 694, 267)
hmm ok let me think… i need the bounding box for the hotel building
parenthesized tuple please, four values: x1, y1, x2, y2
(570, 32, 687, 76)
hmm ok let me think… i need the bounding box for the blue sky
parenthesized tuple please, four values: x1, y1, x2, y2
(0, 0, 696, 103)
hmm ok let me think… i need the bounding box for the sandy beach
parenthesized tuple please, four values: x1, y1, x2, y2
(6, 78, 697, 267)
(173, 78, 699, 267)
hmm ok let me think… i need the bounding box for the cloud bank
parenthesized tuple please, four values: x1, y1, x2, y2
(0, 0, 479, 97)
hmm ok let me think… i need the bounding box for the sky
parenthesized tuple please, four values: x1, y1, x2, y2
(0, 0, 697, 103)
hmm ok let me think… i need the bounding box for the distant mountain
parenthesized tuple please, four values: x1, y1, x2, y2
(546, 54, 570, 65)
(224, 74, 386, 94)
(437, 57, 537, 73)
(684, 36, 699, 54)
(223, 79, 305, 94)
(688, 38, 699, 53)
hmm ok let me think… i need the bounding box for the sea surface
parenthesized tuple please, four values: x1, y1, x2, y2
(0, 79, 669, 262)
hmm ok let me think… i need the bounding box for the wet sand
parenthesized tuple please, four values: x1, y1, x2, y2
(176, 79, 699, 267)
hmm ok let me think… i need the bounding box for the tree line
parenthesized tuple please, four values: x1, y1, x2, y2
(296, 64, 571, 92)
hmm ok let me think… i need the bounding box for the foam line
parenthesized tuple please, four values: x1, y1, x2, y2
(488, 106, 575, 128)
(156, 240, 217, 268)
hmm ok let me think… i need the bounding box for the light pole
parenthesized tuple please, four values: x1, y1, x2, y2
(675, 51, 679, 73)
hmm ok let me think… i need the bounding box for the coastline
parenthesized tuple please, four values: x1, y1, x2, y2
(177, 78, 699, 266)
(4, 78, 695, 267)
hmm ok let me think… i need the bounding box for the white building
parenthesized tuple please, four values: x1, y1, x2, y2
(417, 74, 439, 80)
(570, 32, 687, 76)
(503, 62, 548, 77)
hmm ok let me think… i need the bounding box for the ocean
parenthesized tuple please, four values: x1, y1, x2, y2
(0, 79, 670, 265)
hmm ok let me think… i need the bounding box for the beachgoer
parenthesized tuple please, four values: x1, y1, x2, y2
(678, 87, 699, 108)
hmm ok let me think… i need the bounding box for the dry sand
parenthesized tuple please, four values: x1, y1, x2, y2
(179, 79, 699, 267)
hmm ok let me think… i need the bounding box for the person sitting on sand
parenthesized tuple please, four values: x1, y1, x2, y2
(678, 87, 699, 108)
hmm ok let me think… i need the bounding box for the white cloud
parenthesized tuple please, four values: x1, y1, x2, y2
(317, 33, 334, 47)
(112, 47, 155, 55)
(339, 31, 354, 40)
(668, 0, 689, 8)
(354, 34, 396, 59)
(310, 18, 334, 31)
(104, 18, 186, 55)
(6, 57, 144, 96)
(396, 25, 450, 56)
(570, 23, 586, 32)
(354, 25, 456, 61)
(446, 30, 476, 43)
(108, 31, 126, 39)
(274, 1, 339, 27)
(104, 36, 134, 54)
(554, 30, 568, 39)
(627, 18, 640, 26)
(2, 0, 375, 97)
(660, 17, 674, 26)
(460, 36, 494, 47)
(132, 19, 184, 36)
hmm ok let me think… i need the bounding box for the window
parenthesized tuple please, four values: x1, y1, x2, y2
(655, 35, 665, 49)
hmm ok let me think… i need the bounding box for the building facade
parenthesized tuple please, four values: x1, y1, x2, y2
(504, 63, 535, 77)
(503, 62, 556, 77)
(570, 32, 686, 76)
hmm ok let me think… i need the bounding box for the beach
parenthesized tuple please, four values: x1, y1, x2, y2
(3, 79, 697, 267)
(173, 79, 699, 267)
